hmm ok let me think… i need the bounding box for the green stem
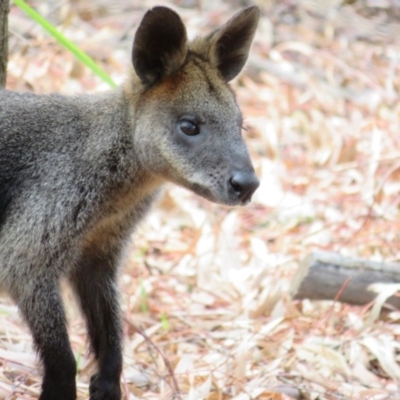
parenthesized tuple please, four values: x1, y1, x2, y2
(13, 0, 117, 88)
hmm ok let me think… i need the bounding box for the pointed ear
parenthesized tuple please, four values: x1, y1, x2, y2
(209, 6, 260, 82)
(132, 7, 187, 85)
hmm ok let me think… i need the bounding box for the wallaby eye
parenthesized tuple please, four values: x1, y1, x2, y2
(179, 120, 200, 136)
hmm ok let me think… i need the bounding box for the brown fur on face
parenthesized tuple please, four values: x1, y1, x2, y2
(0, 6, 260, 400)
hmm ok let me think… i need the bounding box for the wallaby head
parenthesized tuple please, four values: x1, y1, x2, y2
(129, 6, 260, 206)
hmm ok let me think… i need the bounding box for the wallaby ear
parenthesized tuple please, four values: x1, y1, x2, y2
(132, 7, 187, 85)
(209, 6, 260, 82)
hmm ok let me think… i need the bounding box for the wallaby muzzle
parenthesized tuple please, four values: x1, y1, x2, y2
(229, 170, 260, 204)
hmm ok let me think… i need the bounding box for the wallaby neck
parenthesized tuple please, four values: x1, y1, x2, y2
(79, 87, 164, 204)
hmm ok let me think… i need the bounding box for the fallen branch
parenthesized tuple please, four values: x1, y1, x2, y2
(290, 251, 400, 308)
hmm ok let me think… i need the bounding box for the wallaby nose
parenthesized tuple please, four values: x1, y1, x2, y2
(229, 171, 260, 203)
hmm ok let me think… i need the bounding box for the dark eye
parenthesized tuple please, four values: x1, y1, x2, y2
(179, 119, 200, 136)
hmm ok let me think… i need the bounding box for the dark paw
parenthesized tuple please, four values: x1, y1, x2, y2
(89, 373, 121, 400)
(39, 376, 76, 400)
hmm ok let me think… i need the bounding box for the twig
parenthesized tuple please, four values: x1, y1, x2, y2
(126, 321, 182, 400)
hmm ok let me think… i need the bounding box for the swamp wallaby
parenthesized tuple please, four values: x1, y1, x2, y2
(0, 5, 260, 400)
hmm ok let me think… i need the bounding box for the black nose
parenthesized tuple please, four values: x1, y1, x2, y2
(229, 171, 260, 203)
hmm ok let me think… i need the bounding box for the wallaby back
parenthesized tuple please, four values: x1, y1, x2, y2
(0, 6, 260, 400)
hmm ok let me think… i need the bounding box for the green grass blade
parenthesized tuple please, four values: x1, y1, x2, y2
(161, 314, 169, 331)
(13, 0, 117, 88)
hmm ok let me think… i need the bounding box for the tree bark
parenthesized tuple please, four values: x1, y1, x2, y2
(290, 251, 400, 308)
(0, 0, 9, 88)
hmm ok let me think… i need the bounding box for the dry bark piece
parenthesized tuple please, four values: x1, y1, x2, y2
(274, 385, 303, 400)
(291, 251, 400, 308)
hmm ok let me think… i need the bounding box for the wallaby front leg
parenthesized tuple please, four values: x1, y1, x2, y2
(13, 278, 77, 400)
(70, 254, 122, 400)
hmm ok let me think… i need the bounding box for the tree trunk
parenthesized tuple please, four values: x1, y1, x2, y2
(0, 0, 9, 88)
(290, 251, 400, 308)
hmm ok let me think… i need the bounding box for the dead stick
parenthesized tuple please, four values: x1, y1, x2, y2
(127, 321, 182, 399)
(291, 251, 400, 308)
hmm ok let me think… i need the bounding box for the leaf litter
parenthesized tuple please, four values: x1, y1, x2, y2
(3, 0, 400, 399)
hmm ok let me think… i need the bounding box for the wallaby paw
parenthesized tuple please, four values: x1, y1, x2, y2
(39, 378, 76, 400)
(89, 373, 121, 400)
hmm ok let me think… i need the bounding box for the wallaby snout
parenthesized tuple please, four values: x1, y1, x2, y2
(229, 170, 260, 204)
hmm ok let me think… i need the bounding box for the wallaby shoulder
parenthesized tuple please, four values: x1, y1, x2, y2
(0, 89, 129, 141)
(0, 88, 152, 241)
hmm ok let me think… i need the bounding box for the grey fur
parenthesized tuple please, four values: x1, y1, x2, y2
(0, 6, 260, 400)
